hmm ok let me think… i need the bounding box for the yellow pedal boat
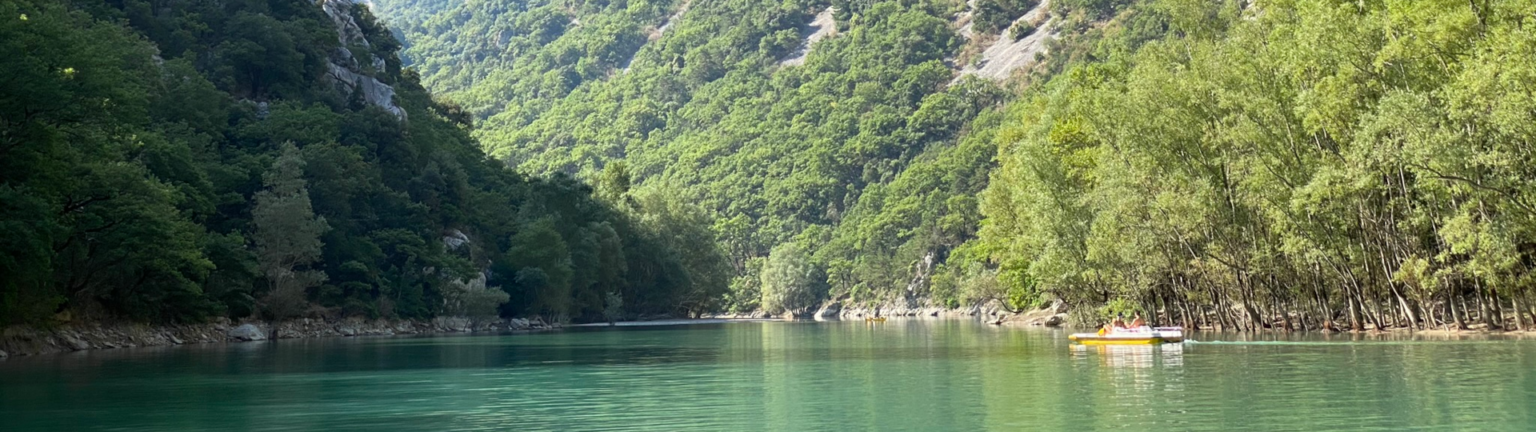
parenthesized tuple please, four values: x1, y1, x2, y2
(1069, 327, 1184, 345)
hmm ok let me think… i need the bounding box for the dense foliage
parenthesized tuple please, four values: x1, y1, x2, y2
(15, 0, 1532, 333)
(975, 0, 1536, 330)
(378, 0, 1536, 332)
(973, 0, 1038, 35)
(0, 0, 728, 325)
(375, 0, 1017, 313)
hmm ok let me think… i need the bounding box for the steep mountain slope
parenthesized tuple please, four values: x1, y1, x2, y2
(0, 0, 726, 325)
(375, 0, 1024, 313)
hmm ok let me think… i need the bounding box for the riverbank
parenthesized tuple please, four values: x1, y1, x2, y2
(706, 299, 1042, 323)
(0, 316, 555, 359)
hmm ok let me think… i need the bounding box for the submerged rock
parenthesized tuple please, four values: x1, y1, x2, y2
(228, 324, 267, 341)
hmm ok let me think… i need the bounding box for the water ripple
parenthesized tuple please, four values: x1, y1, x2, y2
(2, 322, 1534, 431)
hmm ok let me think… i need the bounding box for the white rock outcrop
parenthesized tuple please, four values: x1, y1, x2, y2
(780, 8, 838, 66)
(318, 0, 406, 119)
(228, 324, 268, 341)
(956, 0, 1056, 81)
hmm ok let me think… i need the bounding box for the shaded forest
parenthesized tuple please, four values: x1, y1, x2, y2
(0, 0, 728, 325)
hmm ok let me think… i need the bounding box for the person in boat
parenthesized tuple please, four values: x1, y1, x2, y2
(1129, 313, 1146, 330)
(1099, 313, 1126, 334)
(1096, 313, 1134, 336)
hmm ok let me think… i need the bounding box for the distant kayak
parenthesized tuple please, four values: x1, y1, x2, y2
(1069, 327, 1185, 345)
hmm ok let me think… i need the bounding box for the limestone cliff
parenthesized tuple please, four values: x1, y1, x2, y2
(320, 0, 407, 119)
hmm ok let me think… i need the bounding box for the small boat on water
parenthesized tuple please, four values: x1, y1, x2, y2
(1069, 326, 1185, 345)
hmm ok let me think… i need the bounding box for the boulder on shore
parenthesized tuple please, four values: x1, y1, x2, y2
(813, 301, 842, 320)
(64, 335, 91, 351)
(227, 324, 267, 341)
(1044, 314, 1065, 327)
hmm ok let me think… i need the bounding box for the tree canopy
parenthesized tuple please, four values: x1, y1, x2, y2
(0, 0, 728, 325)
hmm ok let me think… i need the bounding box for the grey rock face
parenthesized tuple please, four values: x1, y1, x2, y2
(317, 0, 406, 120)
(1044, 314, 1065, 327)
(228, 324, 267, 341)
(326, 63, 406, 119)
(443, 229, 471, 250)
(813, 301, 842, 320)
(65, 335, 91, 351)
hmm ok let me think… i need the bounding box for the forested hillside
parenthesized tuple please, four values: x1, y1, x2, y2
(377, 0, 1536, 331)
(10, 0, 1533, 332)
(372, 0, 1157, 315)
(0, 0, 727, 325)
(375, 0, 1025, 315)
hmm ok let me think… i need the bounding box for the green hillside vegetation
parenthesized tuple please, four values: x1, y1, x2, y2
(12, 0, 1532, 332)
(975, 0, 1536, 330)
(0, 0, 727, 325)
(373, 0, 1175, 315)
(375, 0, 1018, 313)
(370, 0, 679, 119)
(379, 0, 1536, 332)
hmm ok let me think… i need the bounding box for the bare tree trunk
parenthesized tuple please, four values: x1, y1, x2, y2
(1463, 295, 1476, 325)
(1489, 286, 1505, 330)
(1179, 295, 1193, 330)
(1523, 294, 1536, 332)
(1348, 295, 1363, 331)
(1511, 296, 1525, 331)
(1392, 285, 1418, 330)
(1367, 297, 1386, 330)
(1451, 291, 1467, 330)
(1313, 275, 1335, 331)
(1274, 294, 1293, 331)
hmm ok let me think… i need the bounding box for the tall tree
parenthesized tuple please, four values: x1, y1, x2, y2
(760, 242, 822, 316)
(252, 142, 330, 319)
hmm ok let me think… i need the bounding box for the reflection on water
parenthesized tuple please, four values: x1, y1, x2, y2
(1070, 343, 1184, 369)
(2, 321, 1535, 431)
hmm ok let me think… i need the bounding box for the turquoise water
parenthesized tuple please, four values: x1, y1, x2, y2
(3, 320, 1535, 431)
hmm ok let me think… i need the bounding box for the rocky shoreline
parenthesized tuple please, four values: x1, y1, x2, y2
(0, 316, 554, 359)
(0, 300, 1076, 360)
(707, 298, 1069, 326)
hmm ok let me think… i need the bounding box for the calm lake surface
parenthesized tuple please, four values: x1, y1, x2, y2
(3, 320, 1535, 431)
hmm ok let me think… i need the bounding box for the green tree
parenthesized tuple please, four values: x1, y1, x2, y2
(252, 142, 330, 320)
(760, 242, 822, 316)
(441, 273, 509, 317)
(604, 291, 624, 325)
(504, 217, 574, 318)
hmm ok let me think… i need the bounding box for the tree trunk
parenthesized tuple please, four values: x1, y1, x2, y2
(1348, 295, 1363, 331)
(1450, 291, 1467, 330)
(1523, 294, 1536, 331)
(1462, 295, 1476, 325)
